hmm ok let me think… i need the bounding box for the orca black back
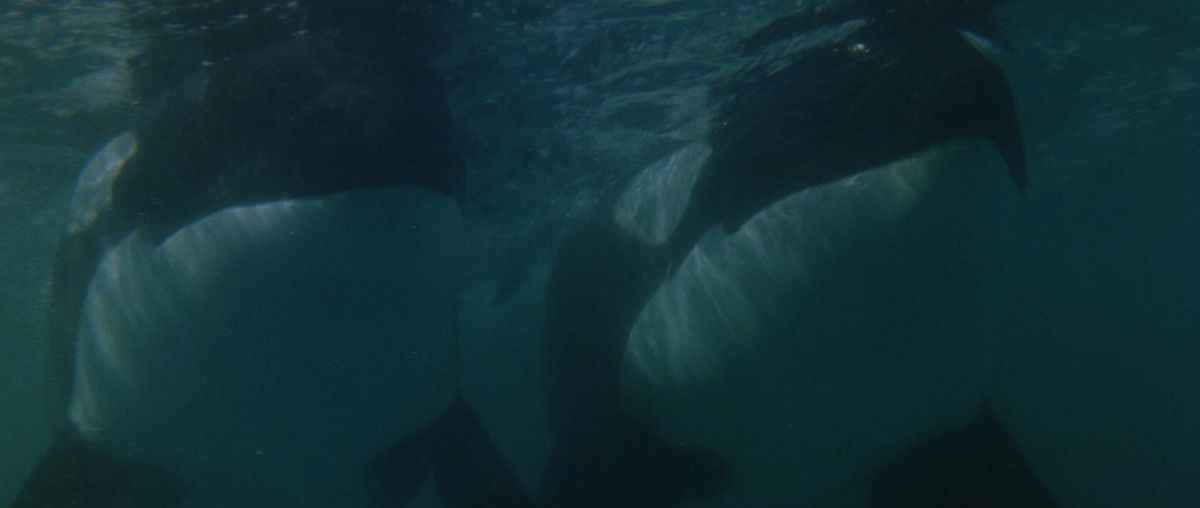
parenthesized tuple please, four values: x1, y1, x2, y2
(674, 1, 1026, 250)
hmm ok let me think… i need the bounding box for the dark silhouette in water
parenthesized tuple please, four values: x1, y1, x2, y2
(869, 405, 1060, 507)
(540, 1, 1035, 506)
(368, 301, 534, 508)
(542, 212, 734, 508)
(11, 430, 187, 508)
(673, 0, 1026, 250)
(368, 396, 535, 508)
(18, 4, 530, 508)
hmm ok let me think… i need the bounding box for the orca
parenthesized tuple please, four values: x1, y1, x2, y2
(16, 22, 530, 508)
(540, 1, 1049, 506)
(672, 0, 1026, 252)
(867, 404, 1058, 507)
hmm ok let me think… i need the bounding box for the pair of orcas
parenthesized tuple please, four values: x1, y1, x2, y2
(16, 1, 1064, 507)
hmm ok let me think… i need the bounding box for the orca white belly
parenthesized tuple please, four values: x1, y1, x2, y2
(612, 142, 1200, 507)
(619, 147, 1015, 505)
(68, 186, 464, 503)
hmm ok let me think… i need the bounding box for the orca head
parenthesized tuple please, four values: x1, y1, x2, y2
(737, 0, 1015, 54)
(674, 0, 1025, 242)
(113, 34, 463, 243)
(871, 0, 1026, 188)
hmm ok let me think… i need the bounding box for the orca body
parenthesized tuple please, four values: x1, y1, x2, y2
(17, 22, 529, 508)
(541, 1, 1049, 506)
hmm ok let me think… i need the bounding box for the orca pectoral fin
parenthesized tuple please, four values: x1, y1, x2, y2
(12, 431, 187, 508)
(365, 420, 437, 508)
(432, 397, 534, 508)
(868, 403, 1060, 507)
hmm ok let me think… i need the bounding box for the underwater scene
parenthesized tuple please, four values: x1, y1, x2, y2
(1, 1, 1197, 506)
